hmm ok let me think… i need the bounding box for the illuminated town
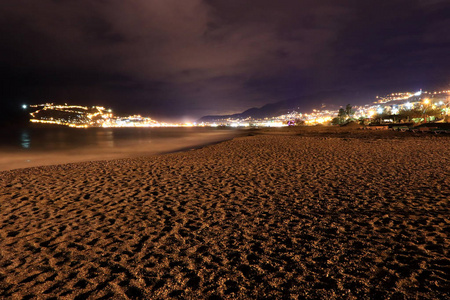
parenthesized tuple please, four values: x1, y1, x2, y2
(29, 103, 182, 128)
(27, 89, 450, 128)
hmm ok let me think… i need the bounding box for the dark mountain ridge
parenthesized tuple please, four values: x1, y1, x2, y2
(198, 90, 372, 122)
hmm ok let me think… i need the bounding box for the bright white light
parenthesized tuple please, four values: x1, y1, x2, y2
(405, 102, 412, 109)
(22, 104, 27, 109)
(414, 91, 422, 96)
(392, 107, 399, 114)
(377, 107, 383, 114)
(264, 122, 286, 127)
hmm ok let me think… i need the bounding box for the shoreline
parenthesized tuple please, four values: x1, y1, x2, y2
(1, 125, 447, 173)
(0, 128, 244, 173)
(0, 128, 449, 299)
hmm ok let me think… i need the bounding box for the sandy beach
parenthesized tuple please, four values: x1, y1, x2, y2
(0, 127, 449, 299)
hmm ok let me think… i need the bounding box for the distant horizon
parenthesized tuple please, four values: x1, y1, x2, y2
(16, 87, 448, 129)
(17, 86, 450, 120)
(20, 87, 448, 122)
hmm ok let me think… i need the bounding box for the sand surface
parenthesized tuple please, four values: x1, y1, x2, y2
(0, 128, 449, 299)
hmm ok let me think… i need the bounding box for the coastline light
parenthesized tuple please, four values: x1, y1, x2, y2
(377, 107, 383, 114)
(392, 107, 399, 114)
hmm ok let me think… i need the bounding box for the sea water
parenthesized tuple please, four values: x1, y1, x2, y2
(0, 125, 239, 171)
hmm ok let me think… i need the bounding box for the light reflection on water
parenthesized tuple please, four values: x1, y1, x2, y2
(95, 129, 115, 148)
(0, 126, 239, 171)
(8, 127, 134, 151)
(20, 131, 30, 149)
(4, 126, 190, 150)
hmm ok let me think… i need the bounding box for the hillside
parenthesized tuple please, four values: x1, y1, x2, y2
(198, 90, 371, 122)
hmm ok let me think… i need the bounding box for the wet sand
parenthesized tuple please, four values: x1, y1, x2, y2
(0, 128, 449, 299)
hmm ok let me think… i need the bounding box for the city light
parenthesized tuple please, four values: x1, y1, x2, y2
(391, 106, 399, 115)
(377, 107, 383, 114)
(26, 89, 450, 128)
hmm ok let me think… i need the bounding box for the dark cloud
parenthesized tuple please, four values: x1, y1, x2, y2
(1, 0, 449, 121)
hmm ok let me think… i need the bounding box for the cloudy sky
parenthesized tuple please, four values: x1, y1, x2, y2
(1, 0, 449, 120)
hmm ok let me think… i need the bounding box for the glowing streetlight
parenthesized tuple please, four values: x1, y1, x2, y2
(22, 104, 27, 109)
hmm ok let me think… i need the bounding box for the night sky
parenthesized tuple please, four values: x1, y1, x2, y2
(1, 0, 450, 121)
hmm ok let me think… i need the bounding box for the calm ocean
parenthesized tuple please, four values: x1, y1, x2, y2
(0, 125, 239, 171)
